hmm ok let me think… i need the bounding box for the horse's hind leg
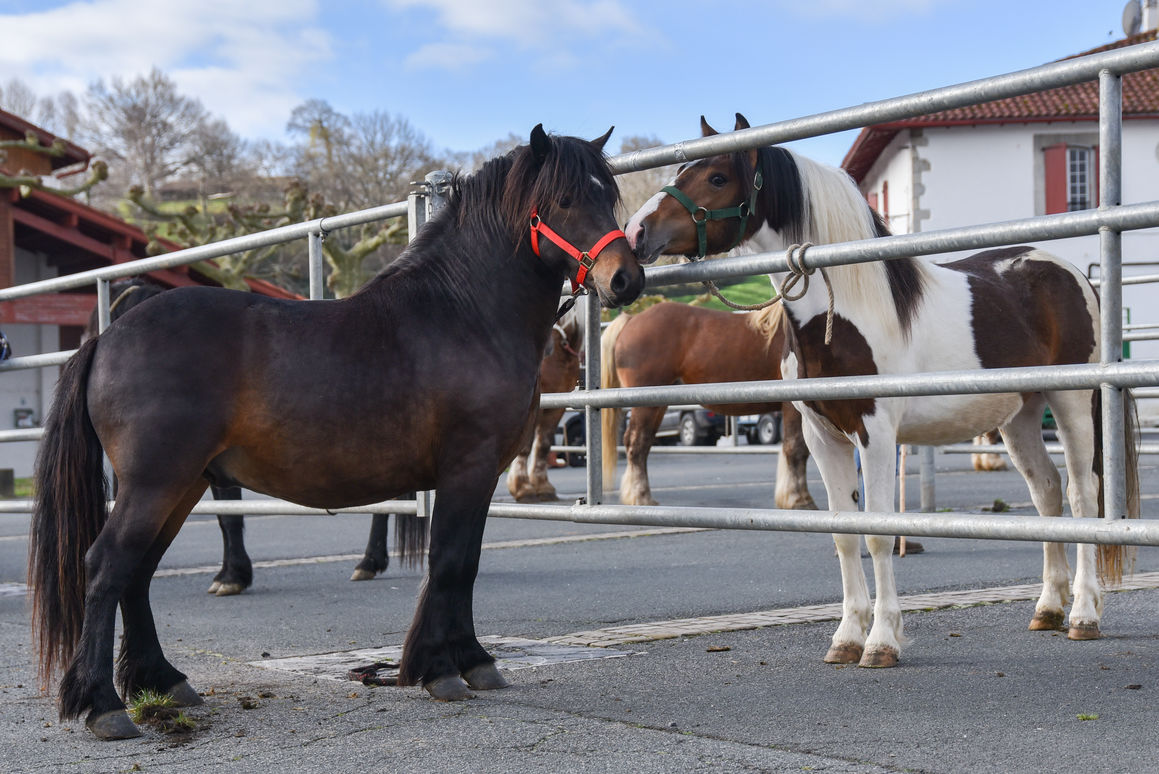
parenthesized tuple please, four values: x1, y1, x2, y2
(61, 480, 201, 739)
(351, 514, 391, 581)
(1045, 389, 1103, 639)
(117, 480, 209, 705)
(775, 403, 817, 510)
(998, 395, 1067, 632)
(208, 485, 252, 596)
(620, 405, 664, 506)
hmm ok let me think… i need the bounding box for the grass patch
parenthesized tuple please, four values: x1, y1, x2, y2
(127, 689, 197, 734)
(127, 689, 177, 723)
(664, 275, 778, 311)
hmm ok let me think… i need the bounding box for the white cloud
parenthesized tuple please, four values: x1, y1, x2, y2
(0, 0, 330, 138)
(768, 0, 944, 21)
(402, 42, 494, 71)
(384, 0, 650, 71)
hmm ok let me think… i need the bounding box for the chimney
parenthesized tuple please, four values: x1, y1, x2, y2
(1145, 0, 1159, 32)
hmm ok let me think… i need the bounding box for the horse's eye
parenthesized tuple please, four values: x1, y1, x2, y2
(709, 174, 728, 187)
(559, 196, 573, 209)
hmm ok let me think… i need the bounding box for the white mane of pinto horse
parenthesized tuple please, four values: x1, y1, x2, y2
(624, 115, 1138, 669)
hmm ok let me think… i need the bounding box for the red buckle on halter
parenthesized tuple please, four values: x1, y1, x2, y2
(530, 208, 626, 292)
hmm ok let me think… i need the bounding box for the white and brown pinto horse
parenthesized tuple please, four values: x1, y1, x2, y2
(626, 114, 1138, 668)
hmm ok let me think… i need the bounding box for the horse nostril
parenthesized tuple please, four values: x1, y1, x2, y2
(611, 269, 630, 296)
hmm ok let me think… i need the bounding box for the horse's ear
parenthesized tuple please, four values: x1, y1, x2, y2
(531, 124, 552, 164)
(700, 116, 718, 137)
(591, 126, 614, 152)
(734, 113, 750, 131)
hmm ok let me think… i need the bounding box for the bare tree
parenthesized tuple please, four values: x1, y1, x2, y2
(615, 134, 677, 224)
(83, 68, 209, 198)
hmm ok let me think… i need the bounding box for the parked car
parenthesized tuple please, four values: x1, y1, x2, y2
(737, 411, 782, 445)
(555, 410, 588, 467)
(553, 406, 725, 463)
(656, 407, 726, 446)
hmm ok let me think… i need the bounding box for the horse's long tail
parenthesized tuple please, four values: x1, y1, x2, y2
(29, 338, 107, 690)
(394, 501, 428, 569)
(1095, 388, 1141, 585)
(600, 313, 632, 486)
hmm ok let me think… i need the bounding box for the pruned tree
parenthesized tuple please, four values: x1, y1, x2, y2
(0, 131, 108, 198)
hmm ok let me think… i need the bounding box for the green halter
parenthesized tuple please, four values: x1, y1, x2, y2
(661, 168, 763, 258)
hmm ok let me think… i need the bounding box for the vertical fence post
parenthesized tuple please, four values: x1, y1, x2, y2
(1099, 68, 1127, 520)
(96, 278, 111, 334)
(308, 228, 325, 301)
(407, 171, 451, 519)
(919, 446, 936, 512)
(583, 291, 603, 505)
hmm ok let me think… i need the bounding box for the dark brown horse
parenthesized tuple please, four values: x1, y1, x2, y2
(506, 304, 584, 502)
(31, 126, 645, 739)
(600, 301, 815, 509)
(87, 279, 425, 593)
(626, 113, 1138, 670)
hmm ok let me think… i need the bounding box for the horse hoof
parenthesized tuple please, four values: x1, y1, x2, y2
(1068, 622, 1102, 640)
(207, 580, 221, 594)
(349, 569, 376, 582)
(824, 643, 863, 664)
(1029, 610, 1066, 631)
(167, 680, 204, 707)
(424, 675, 476, 701)
(859, 647, 899, 668)
(86, 709, 141, 740)
(214, 582, 246, 596)
(463, 662, 510, 691)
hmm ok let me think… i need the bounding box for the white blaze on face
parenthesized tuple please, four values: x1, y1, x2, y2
(625, 189, 667, 249)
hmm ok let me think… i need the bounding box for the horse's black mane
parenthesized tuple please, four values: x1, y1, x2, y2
(360, 134, 618, 310)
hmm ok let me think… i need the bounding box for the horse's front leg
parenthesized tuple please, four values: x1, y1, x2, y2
(398, 462, 507, 700)
(856, 431, 905, 668)
(800, 416, 869, 665)
(528, 408, 563, 500)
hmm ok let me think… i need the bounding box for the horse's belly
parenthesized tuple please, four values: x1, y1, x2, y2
(896, 393, 1021, 446)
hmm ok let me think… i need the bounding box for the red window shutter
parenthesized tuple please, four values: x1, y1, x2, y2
(867, 192, 879, 211)
(882, 180, 890, 218)
(1043, 143, 1068, 214)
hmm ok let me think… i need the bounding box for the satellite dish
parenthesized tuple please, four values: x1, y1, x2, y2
(1123, 0, 1142, 36)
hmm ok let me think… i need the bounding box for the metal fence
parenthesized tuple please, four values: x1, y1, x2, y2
(4, 41, 1159, 550)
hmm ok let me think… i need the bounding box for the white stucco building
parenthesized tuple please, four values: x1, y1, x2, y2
(843, 30, 1159, 376)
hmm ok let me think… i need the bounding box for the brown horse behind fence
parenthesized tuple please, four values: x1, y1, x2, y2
(507, 304, 584, 502)
(600, 301, 815, 509)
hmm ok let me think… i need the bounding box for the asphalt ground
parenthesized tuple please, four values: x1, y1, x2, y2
(0, 444, 1156, 773)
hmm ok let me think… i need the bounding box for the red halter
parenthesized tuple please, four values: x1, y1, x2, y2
(529, 208, 627, 293)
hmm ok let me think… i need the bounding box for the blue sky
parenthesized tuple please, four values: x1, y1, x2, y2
(0, 0, 1145, 166)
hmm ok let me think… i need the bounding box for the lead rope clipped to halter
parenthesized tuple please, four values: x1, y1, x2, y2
(689, 242, 835, 345)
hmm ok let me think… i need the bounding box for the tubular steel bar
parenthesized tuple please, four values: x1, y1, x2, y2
(610, 41, 1159, 174)
(539, 361, 1159, 411)
(308, 229, 325, 300)
(1099, 68, 1128, 519)
(642, 202, 1159, 291)
(96, 279, 111, 334)
(0, 201, 409, 301)
(0, 498, 1155, 548)
(583, 290, 604, 504)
